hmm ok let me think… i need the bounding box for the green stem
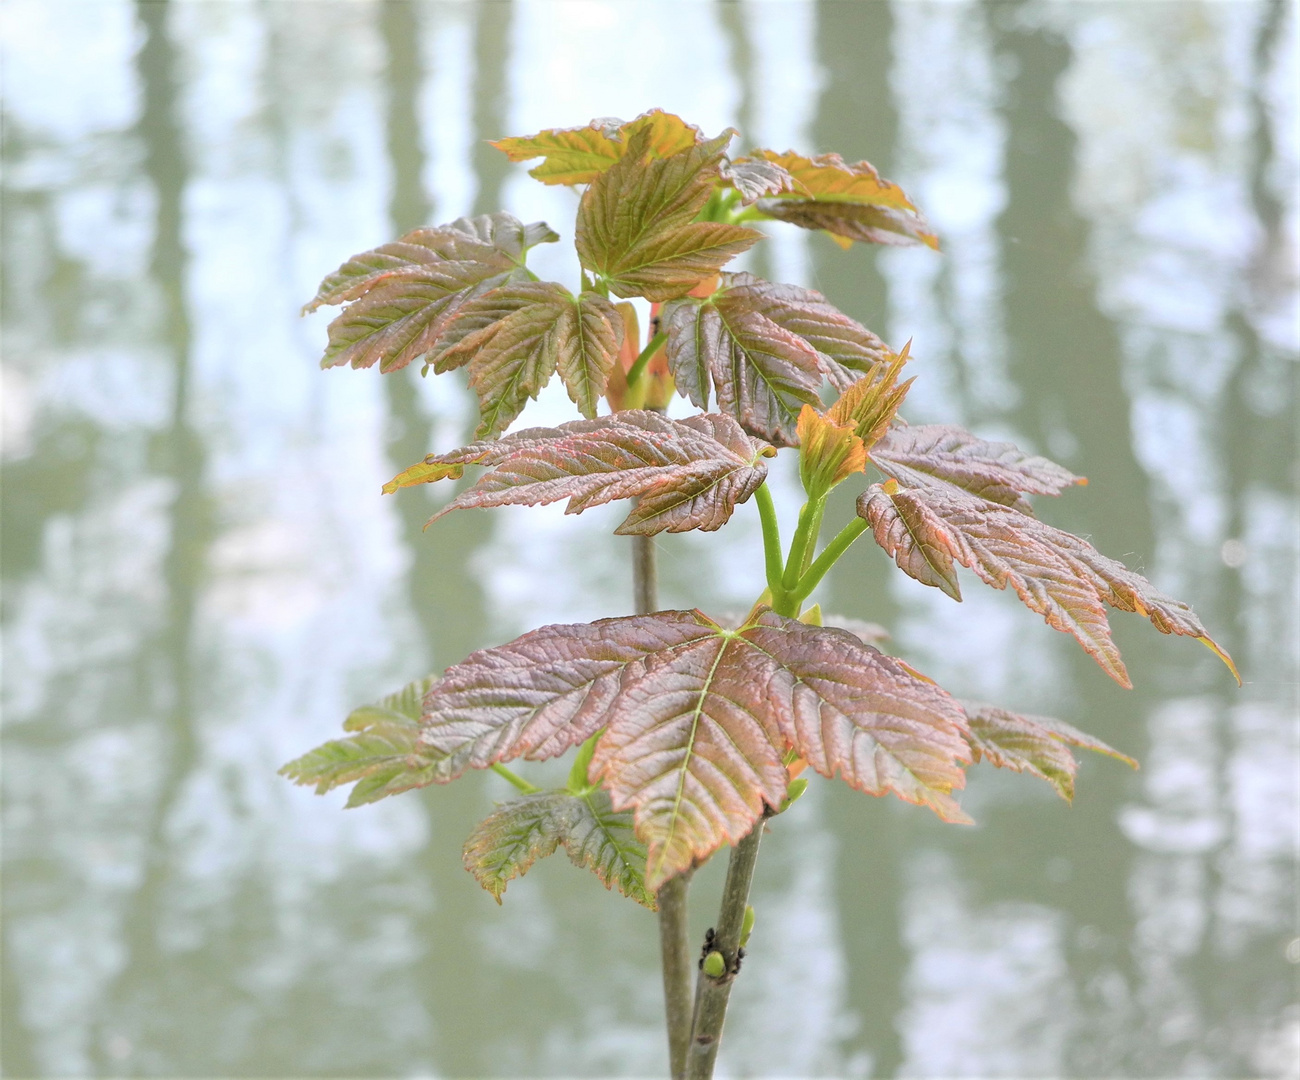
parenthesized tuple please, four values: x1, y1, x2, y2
(658, 871, 695, 1079)
(799, 499, 826, 575)
(753, 484, 785, 603)
(685, 816, 766, 1080)
(791, 517, 869, 603)
(490, 762, 538, 794)
(624, 331, 667, 391)
(780, 496, 825, 594)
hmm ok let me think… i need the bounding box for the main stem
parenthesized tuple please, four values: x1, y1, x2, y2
(685, 816, 765, 1080)
(634, 528, 695, 1079)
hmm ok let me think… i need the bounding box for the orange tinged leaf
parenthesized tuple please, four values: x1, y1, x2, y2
(797, 405, 866, 499)
(574, 127, 760, 301)
(827, 342, 914, 449)
(747, 149, 939, 250)
(492, 110, 704, 186)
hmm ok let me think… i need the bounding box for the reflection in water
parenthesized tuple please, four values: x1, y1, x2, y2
(2, 1, 1296, 1077)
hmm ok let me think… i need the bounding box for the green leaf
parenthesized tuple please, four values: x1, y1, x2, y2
(303, 212, 558, 374)
(433, 281, 623, 437)
(491, 110, 703, 185)
(417, 609, 972, 888)
(962, 702, 1137, 802)
(575, 128, 761, 301)
(381, 460, 465, 495)
(869, 424, 1084, 512)
(461, 788, 656, 909)
(279, 678, 441, 807)
(858, 482, 1238, 687)
(401, 411, 774, 536)
(746, 150, 939, 249)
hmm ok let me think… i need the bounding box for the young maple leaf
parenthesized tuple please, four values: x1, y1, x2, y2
(462, 788, 656, 909)
(304, 212, 558, 374)
(384, 411, 776, 536)
(868, 424, 1085, 512)
(743, 149, 939, 250)
(430, 281, 624, 436)
(960, 702, 1136, 803)
(859, 481, 1238, 687)
(661, 272, 891, 445)
(575, 127, 761, 301)
(827, 343, 915, 449)
(404, 608, 971, 888)
(491, 109, 704, 185)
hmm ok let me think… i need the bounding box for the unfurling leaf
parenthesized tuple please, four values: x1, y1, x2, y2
(869, 424, 1084, 512)
(962, 702, 1137, 802)
(858, 482, 1237, 687)
(661, 272, 891, 445)
(747, 150, 939, 250)
(827, 343, 914, 448)
(414, 609, 971, 888)
(462, 788, 655, 909)
(575, 128, 761, 300)
(304, 213, 558, 373)
(279, 678, 440, 807)
(396, 411, 773, 535)
(432, 281, 623, 437)
(797, 405, 866, 499)
(492, 110, 703, 185)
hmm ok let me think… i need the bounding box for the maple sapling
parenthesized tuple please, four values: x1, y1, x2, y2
(281, 111, 1238, 1080)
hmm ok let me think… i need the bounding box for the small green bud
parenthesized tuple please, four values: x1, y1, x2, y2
(778, 777, 808, 813)
(740, 905, 756, 948)
(702, 951, 726, 979)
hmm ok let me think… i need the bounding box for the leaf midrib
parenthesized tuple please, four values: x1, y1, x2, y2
(655, 632, 735, 877)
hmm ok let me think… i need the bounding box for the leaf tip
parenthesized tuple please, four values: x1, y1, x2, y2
(1198, 635, 1242, 686)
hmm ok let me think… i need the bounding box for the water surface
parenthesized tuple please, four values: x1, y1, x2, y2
(3, 2, 1296, 1076)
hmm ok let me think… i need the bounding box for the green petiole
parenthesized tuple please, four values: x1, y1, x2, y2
(491, 762, 539, 794)
(624, 331, 667, 390)
(789, 517, 869, 603)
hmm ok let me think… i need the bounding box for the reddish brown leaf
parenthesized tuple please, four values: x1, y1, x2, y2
(415, 608, 972, 887)
(858, 482, 1236, 687)
(401, 411, 774, 536)
(870, 424, 1084, 512)
(575, 128, 761, 301)
(304, 213, 559, 374)
(661, 272, 892, 445)
(962, 702, 1137, 802)
(748, 150, 939, 249)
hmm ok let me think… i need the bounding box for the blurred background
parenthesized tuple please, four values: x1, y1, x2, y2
(2, 1, 1296, 1076)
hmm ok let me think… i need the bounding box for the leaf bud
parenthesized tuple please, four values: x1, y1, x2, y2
(702, 950, 727, 979)
(796, 406, 867, 500)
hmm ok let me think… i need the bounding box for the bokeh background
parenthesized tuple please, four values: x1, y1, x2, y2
(3, 1, 1297, 1077)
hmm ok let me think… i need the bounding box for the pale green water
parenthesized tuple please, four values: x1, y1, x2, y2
(2, 2, 1297, 1077)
